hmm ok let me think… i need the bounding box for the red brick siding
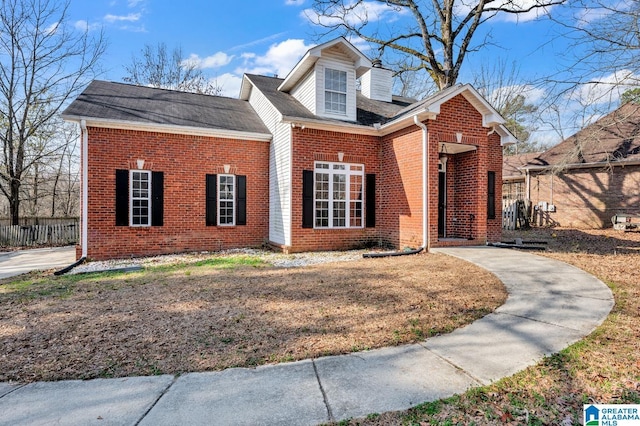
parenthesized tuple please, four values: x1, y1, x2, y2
(379, 125, 424, 248)
(288, 127, 379, 251)
(377, 94, 503, 249)
(81, 127, 269, 260)
(529, 166, 640, 228)
(82, 93, 505, 258)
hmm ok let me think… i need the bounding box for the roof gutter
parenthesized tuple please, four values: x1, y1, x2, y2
(282, 108, 435, 137)
(521, 157, 640, 172)
(61, 115, 273, 142)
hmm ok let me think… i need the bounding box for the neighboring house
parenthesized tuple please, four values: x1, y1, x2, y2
(62, 37, 515, 260)
(505, 102, 640, 228)
(502, 152, 544, 201)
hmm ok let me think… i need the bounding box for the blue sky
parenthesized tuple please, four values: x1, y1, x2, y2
(68, 1, 567, 95)
(66, 0, 634, 145)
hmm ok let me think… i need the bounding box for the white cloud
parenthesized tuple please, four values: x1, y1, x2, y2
(285, 0, 305, 5)
(128, 0, 146, 6)
(229, 32, 289, 52)
(240, 39, 315, 78)
(571, 70, 640, 105)
(216, 73, 244, 98)
(303, 1, 406, 27)
(574, 0, 633, 27)
(455, 0, 556, 23)
(74, 20, 102, 32)
(44, 21, 60, 35)
(104, 13, 141, 23)
(184, 52, 233, 69)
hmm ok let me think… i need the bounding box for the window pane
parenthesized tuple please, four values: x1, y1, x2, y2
(325, 69, 347, 114)
(130, 171, 151, 226)
(218, 175, 235, 225)
(333, 201, 346, 227)
(315, 200, 329, 227)
(333, 174, 345, 201)
(313, 161, 364, 229)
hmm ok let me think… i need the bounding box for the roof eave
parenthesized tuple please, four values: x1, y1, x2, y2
(239, 75, 253, 100)
(522, 158, 640, 172)
(61, 115, 273, 142)
(282, 115, 379, 136)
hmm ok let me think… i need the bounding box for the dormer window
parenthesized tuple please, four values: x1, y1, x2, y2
(325, 68, 347, 114)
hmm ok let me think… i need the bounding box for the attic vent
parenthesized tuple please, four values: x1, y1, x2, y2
(372, 59, 382, 68)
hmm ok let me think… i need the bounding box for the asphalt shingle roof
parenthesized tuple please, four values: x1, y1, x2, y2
(503, 103, 640, 175)
(244, 74, 416, 126)
(537, 102, 640, 166)
(62, 80, 271, 135)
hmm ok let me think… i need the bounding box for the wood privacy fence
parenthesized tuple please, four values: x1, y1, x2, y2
(0, 217, 79, 226)
(0, 219, 79, 247)
(502, 199, 531, 230)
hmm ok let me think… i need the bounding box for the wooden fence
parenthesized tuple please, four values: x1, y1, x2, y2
(0, 222, 79, 247)
(502, 199, 531, 230)
(0, 217, 79, 226)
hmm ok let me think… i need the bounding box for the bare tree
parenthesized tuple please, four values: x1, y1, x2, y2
(50, 122, 79, 218)
(124, 43, 222, 95)
(540, 0, 640, 138)
(308, 0, 565, 89)
(0, 0, 105, 225)
(472, 59, 544, 154)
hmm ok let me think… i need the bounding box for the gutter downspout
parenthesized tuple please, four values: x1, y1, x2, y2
(414, 115, 430, 252)
(80, 119, 88, 259)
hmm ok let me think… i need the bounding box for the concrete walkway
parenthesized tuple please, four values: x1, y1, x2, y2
(0, 247, 614, 425)
(0, 246, 75, 279)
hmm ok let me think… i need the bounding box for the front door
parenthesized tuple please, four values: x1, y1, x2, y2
(438, 170, 446, 238)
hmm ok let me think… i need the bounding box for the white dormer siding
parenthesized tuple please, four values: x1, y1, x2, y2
(361, 65, 393, 102)
(316, 59, 357, 121)
(289, 48, 358, 122)
(291, 69, 317, 115)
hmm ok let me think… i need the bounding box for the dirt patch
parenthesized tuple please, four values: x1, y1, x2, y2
(0, 252, 505, 383)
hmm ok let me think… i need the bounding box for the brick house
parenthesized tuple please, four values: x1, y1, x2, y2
(505, 102, 640, 228)
(62, 37, 514, 260)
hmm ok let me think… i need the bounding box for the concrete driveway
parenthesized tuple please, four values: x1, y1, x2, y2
(0, 246, 76, 279)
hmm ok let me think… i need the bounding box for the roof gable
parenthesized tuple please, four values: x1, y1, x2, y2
(392, 84, 505, 128)
(277, 37, 372, 93)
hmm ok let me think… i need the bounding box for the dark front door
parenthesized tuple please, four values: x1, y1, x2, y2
(438, 171, 446, 237)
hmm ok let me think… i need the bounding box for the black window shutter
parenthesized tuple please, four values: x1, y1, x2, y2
(487, 171, 496, 220)
(151, 171, 164, 226)
(236, 175, 247, 226)
(206, 174, 217, 226)
(115, 169, 129, 226)
(302, 170, 314, 228)
(366, 173, 376, 228)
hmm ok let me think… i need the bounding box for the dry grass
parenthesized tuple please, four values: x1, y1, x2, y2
(0, 252, 505, 383)
(338, 228, 640, 426)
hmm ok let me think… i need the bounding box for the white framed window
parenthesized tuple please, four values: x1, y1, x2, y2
(314, 162, 364, 228)
(325, 68, 347, 115)
(218, 174, 235, 226)
(130, 170, 151, 226)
